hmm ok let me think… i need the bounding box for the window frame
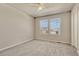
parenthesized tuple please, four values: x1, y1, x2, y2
(39, 19, 49, 34)
(39, 18, 61, 35)
(49, 18, 61, 35)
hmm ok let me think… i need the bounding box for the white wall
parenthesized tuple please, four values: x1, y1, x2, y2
(78, 4, 79, 53)
(0, 4, 34, 50)
(71, 4, 78, 48)
(35, 12, 71, 44)
(71, 4, 79, 54)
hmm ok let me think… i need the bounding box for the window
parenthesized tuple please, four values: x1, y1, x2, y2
(40, 19, 48, 34)
(39, 18, 61, 35)
(50, 18, 60, 35)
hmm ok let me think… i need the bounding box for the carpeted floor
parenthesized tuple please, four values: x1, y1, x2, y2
(0, 40, 78, 56)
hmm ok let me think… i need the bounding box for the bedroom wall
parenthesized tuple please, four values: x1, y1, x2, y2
(71, 4, 79, 54)
(0, 4, 34, 50)
(71, 4, 78, 48)
(35, 12, 71, 44)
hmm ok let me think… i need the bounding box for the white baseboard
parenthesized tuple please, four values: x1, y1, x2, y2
(36, 39, 71, 45)
(77, 50, 79, 55)
(0, 39, 33, 52)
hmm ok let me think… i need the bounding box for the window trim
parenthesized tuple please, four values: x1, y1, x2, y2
(39, 18, 61, 35)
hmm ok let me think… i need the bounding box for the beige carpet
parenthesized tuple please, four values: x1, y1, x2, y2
(0, 40, 78, 56)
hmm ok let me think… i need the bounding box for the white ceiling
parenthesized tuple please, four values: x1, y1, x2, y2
(7, 3, 74, 17)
